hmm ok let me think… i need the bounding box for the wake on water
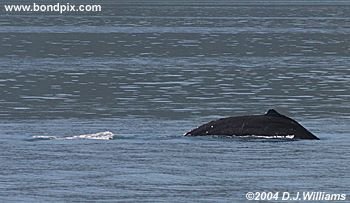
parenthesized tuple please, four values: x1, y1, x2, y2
(31, 131, 115, 141)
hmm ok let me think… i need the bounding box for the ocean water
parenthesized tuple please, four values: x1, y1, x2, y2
(0, 0, 350, 202)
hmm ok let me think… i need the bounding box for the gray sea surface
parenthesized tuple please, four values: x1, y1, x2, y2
(0, 0, 349, 202)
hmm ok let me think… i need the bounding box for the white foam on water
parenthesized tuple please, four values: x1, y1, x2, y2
(240, 135, 295, 139)
(32, 131, 115, 141)
(64, 131, 115, 140)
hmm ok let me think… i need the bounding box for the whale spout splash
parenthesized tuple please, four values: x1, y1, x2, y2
(32, 131, 115, 141)
(184, 109, 319, 140)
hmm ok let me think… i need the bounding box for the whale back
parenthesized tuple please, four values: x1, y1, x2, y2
(184, 109, 319, 140)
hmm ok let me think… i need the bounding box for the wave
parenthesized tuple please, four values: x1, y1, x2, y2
(2, 26, 350, 34)
(31, 131, 114, 141)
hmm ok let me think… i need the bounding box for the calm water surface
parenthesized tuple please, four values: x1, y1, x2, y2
(0, 0, 349, 202)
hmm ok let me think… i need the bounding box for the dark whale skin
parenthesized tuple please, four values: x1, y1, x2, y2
(184, 109, 319, 140)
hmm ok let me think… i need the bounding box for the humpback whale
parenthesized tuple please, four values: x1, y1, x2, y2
(184, 109, 319, 140)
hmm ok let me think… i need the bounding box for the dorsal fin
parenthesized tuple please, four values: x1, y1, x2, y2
(265, 109, 282, 117)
